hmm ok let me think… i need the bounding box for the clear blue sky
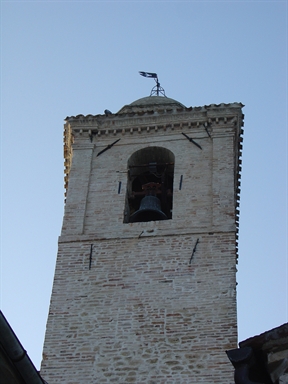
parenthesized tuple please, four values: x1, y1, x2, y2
(1, 0, 287, 369)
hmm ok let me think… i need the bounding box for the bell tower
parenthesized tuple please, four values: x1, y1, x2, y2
(41, 94, 244, 383)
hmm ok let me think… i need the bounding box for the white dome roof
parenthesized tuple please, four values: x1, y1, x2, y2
(117, 95, 185, 114)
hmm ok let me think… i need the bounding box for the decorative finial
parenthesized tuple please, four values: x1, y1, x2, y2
(139, 71, 166, 96)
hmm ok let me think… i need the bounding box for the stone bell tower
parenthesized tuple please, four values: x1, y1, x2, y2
(41, 93, 244, 383)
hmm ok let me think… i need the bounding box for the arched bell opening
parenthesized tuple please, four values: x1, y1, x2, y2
(124, 147, 174, 223)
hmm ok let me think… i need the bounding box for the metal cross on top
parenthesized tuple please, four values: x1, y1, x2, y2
(139, 71, 166, 96)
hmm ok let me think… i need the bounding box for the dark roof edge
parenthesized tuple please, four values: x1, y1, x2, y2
(0, 310, 47, 384)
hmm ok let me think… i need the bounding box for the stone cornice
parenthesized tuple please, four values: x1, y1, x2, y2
(69, 114, 242, 138)
(58, 227, 238, 244)
(65, 103, 244, 133)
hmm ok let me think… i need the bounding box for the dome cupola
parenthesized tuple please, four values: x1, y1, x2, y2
(117, 95, 186, 114)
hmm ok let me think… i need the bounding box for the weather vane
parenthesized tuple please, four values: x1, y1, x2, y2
(139, 71, 166, 96)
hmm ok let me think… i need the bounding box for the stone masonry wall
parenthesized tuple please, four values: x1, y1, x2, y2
(41, 103, 243, 383)
(61, 121, 237, 239)
(41, 233, 237, 383)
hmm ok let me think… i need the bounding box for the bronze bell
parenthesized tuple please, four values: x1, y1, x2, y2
(129, 195, 167, 223)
